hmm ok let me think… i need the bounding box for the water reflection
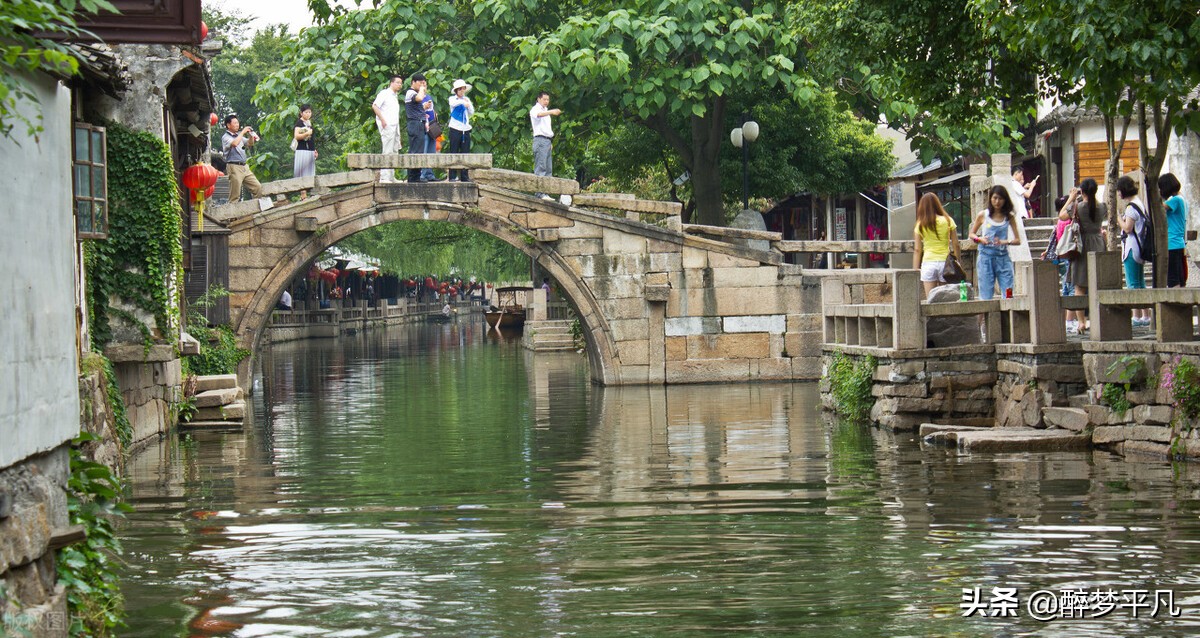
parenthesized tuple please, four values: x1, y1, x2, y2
(120, 324, 1200, 637)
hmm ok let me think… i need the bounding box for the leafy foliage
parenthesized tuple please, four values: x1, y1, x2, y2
(339, 221, 530, 281)
(826, 351, 878, 423)
(971, 0, 1200, 285)
(0, 0, 117, 140)
(204, 6, 308, 181)
(79, 352, 133, 449)
(256, 0, 845, 226)
(85, 122, 183, 347)
(183, 285, 249, 376)
(59, 433, 132, 637)
(1100, 382, 1131, 417)
(800, 0, 1039, 162)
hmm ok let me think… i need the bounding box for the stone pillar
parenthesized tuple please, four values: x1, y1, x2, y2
(529, 287, 547, 322)
(1028, 260, 1066, 345)
(1087, 251, 1131, 341)
(891, 182, 918, 269)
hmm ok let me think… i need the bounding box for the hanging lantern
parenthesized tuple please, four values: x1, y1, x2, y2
(200, 21, 209, 42)
(182, 162, 220, 232)
(209, 112, 219, 127)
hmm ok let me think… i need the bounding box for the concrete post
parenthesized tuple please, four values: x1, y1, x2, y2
(1087, 251, 1131, 341)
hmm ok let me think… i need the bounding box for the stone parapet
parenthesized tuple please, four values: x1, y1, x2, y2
(0, 447, 70, 636)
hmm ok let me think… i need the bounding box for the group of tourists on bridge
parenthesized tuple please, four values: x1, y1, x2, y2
(914, 171, 1190, 336)
(221, 72, 562, 200)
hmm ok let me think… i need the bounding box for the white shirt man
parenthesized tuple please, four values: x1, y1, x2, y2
(278, 289, 292, 311)
(529, 91, 561, 199)
(372, 75, 404, 183)
(1010, 167, 1038, 219)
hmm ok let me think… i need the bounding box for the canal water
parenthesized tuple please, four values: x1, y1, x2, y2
(119, 322, 1200, 636)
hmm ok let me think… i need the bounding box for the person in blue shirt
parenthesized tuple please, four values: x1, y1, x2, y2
(447, 79, 475, 182)
(1159, 173, 1189, 287)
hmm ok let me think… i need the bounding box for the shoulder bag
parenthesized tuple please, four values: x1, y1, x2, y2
(941, 224, 967, 284)
(427, 119, 443, 141)
(1055, 205, 1082, 261)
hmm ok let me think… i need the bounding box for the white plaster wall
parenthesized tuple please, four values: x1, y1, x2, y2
(0, 75, 81, 469)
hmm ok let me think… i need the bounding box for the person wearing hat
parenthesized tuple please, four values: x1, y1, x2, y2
(447, 79, 475, 182)
(404, 72, 429, 183)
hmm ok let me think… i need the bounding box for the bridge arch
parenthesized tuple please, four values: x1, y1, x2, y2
(230, 193, 621, 385)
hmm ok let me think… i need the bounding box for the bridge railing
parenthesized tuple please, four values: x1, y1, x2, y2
(821, 260, 1067, 350)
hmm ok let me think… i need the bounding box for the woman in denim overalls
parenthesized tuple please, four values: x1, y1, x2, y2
(969, 186, 1021, 300)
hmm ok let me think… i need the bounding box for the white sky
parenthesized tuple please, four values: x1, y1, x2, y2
(207, 0, 359, 36)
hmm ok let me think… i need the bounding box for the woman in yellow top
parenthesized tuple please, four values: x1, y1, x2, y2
(912, 193, 962, 298)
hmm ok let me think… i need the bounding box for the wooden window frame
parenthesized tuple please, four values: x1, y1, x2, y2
(74, 123, 108, 239)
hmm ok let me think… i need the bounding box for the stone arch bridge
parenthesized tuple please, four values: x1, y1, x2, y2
(212, 155, 828, 386)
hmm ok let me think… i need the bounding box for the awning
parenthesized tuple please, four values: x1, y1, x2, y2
(919, 169, 970, 188)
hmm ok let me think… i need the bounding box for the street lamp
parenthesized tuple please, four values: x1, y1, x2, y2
(730, 113, 760, 211)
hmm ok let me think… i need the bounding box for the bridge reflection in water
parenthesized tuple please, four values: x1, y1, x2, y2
(119, 323, 1200, 637)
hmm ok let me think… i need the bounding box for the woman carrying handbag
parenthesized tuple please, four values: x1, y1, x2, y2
(913, 193, 964, 299)
(1061, 179, 1106, 332)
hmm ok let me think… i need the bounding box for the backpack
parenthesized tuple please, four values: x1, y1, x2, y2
(1127, 202, 1155, 265)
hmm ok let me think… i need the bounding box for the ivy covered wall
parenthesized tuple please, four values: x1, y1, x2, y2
(85, 122, 183, 347)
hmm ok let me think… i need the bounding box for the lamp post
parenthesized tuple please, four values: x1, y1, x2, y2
(730, 112, 760, 211)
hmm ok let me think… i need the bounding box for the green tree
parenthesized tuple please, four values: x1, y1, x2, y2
(0, 0, 116, 140)
(586, 88, 894, 215)
(257, 1, 819, 225)
(972, 0, 1200, 286)
(339, 221, 530, 281)
(800, 0, 1039, 162)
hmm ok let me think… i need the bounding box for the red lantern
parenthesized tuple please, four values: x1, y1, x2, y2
(182, 162, 220, 232)
(209, 112, 218, 126)
(449, 286, 458, 296)
(200, 21, 209, 42)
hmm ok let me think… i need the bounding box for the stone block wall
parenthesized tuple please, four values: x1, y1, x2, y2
(0, 448, 70, 637)
(820, 347, 997, 431)
(1078, 346, 1200, 460)
(107, 349, 182, 449)
(993, 345, 1086, 429)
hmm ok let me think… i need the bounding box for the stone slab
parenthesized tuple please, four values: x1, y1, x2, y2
(195, 374, 238, 392)
(473, 168, 580, 194)
(723, 314, 787, 334)
(179, 420, 245, 430)
(665, 316, 721, 337)
(375, 182, 479, 204)
(193, 388, 239, 408)
(315, 169, 375, 188)
(104, 344, 175, 363)
(936, 428, 1092, 453)
(194, 401, 245, 421)
(1042, 407, 1089, 432)
(1092, 425, 1174, 444)
(347, 153, 493, 169)
(259, 175, 315, 196)
(573, 194, 682, 215)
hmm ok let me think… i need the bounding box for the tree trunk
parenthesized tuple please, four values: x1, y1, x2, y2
(1103, 113, 1132, 251)
(689, 98, 727, 226)
(1139, 100, 1174, 288)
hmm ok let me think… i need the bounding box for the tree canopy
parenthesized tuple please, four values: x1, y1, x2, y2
(254, 0, 889, 226)
(0, 0, 116, 140)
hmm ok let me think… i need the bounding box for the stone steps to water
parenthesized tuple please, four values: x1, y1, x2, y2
(183, 375, 246, 428)
(920, 423, 1091, 452)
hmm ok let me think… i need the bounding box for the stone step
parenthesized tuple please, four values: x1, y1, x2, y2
(1024, 217, 1058, 228)
(195, 374, 238, 392)
(179, 420, 245, 430)
(1068, 393, 1090, 409)
(921, 424, 1091, 452)
(193, 388, 239, 408)
(194, 401, 245, 422)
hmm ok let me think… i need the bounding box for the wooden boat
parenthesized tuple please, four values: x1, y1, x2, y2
(485, 286, 530, 330)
